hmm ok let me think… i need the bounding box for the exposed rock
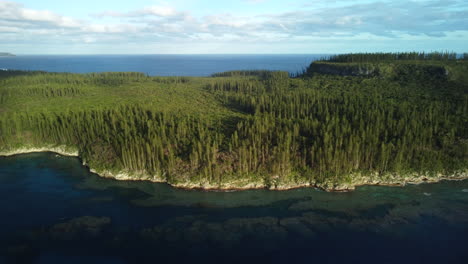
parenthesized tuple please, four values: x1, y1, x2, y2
(308, 62, 379, 77)
(1, 147, 467, 192)
(307, 61, 449, 81)
(0, 145, 78, 157)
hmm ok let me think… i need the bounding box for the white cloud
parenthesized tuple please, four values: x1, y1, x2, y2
(0, 1, 82, 28)
(83, 24, 140, 34)
(0, 25, 20, 33)
(0, 0, 467, 53)
(94, 5, 186, 19)
(245, 0, 267, 3)
(141, 6, 178, 17)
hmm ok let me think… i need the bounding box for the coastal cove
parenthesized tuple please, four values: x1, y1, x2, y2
(1, 147, 467, 192)
(0, 152, 467, 263)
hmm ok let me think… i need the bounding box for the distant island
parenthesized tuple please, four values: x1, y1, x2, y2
(0, 52, 15, 57)
(0, 52, 467, 191)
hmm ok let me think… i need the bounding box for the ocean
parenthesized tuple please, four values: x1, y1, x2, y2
(0, 54, 323, 76)
(0, 153, 467, 264)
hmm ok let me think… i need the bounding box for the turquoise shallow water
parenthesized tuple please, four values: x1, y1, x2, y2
(0, 152, 467, 264)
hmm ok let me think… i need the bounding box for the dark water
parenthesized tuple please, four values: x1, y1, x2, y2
(0, 153, 467, 264)
(0, 55, 322, 76)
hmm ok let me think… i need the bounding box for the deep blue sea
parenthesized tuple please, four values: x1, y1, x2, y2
(0, 54, 323, 76)
(0, 153, 467, 264)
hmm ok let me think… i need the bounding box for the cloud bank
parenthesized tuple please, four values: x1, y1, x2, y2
(0, 0, 467, 54)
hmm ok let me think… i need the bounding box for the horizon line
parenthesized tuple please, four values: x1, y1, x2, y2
(5, 51, 466, 56)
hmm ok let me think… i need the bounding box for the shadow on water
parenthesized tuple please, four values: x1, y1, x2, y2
(1, 153, 468, 264)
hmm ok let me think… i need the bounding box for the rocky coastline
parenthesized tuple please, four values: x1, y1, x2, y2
(1, 146, 467, 192)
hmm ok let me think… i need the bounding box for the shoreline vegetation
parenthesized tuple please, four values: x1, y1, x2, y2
(1, 52, 467, 192)
(1, 147, 467, 192)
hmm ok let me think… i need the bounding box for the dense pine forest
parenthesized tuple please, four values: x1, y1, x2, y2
(324, 51, 462, 63)
(0, 53, 467, 189)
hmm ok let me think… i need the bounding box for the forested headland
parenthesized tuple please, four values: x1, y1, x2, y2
(0, 52, 467, 190)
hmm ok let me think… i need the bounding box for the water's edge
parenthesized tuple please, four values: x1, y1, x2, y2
(1, 146, 467, 192)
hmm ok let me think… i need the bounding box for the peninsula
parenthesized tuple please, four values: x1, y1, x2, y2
(1, 52, 467, 191)
(0, 52, 15, 57)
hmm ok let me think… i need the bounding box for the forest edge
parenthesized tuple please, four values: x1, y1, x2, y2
(1, 146, 466, 192)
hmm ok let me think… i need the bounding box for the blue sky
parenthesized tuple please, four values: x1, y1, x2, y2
(1, 0, 467, 54)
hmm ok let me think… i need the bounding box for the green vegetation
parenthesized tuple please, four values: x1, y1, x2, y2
(1, 52, 467, 189)
(325, 51, 459, 63)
